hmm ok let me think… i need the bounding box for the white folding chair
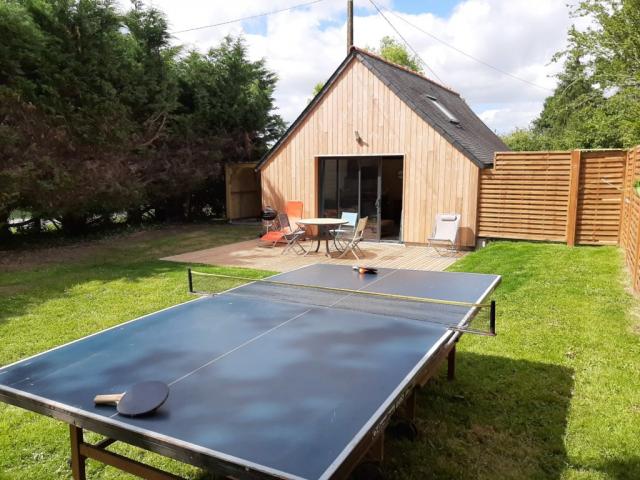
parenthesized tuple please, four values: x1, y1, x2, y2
(338, 217, 368, 259)
(330, 212, 358, 249)
(427, 213, 460, 255)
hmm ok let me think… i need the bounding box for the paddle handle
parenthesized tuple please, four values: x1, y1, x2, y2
(94, 393, 124, 405)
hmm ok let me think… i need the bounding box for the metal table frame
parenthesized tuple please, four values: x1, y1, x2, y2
(297, 218, 348, 257)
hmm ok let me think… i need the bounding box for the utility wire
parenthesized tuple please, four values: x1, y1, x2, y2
(385, 8, 554, 92)
(171, 0, 324, 34)
(367, 0, 446, 86)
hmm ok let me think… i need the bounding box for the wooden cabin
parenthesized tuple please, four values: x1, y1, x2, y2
(256, 47, 508, 247)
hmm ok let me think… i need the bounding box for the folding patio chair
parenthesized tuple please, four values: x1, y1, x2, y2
(285, 201, 304, 227)
(338, 217, 368, 259)
(259, 201, 304, 247)
(427, 213, 460, 255)
(330, 211, 358, 249)
(259, 212, 306, 254)
(259, 216, 287, 247)
(278, 213, 307, 255)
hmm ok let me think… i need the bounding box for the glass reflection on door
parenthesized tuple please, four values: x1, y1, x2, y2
(319, 157, 403, 242)
(359, 158, 380, 241)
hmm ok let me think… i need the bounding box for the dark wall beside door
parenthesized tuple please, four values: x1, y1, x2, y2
(380, 158, 403, 240)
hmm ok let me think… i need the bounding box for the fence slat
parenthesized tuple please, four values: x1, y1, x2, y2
(478, 149, 627, 246)
(566, 150, 581, 246)
(478, 151, 571, 242)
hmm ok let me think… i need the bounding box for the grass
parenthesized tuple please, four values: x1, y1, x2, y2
(385, 242, 640, 480)
(0, 224, 269, 479)
(1, 234, 639, 479)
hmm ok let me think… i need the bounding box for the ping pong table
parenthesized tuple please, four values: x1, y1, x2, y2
(0, 264, 500, 480)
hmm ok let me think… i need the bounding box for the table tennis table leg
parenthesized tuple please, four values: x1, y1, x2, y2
(447, 344, 457, 381)
(69, 425, 87, 480)
(397, 388, 416, 421)
(68, 425, 185, 480)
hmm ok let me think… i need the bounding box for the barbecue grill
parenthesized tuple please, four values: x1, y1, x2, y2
(261, 207, 277, 221)
(261, 207, 278, 233)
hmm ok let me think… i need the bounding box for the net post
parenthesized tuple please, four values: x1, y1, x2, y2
(187, 268, 193, 293)
(490, 300, 496, 335)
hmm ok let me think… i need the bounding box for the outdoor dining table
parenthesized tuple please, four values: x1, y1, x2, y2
(297, 218, 349, 257)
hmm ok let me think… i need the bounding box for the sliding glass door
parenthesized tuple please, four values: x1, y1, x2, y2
(319, 156, 403, 242)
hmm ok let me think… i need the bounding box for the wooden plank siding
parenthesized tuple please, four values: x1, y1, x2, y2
(477, 150, 627, 244)
(260, 60, 480, 247)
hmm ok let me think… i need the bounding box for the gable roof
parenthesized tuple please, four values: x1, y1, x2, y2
(257, 47, 508, 170)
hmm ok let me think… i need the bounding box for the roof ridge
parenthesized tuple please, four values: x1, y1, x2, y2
(350, 46, 460, 96)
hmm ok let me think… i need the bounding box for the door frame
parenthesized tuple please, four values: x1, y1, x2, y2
(316, 154, 405, 243)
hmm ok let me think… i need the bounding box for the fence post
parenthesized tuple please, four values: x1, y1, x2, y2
(619, 149, 631, 248)
(566, 149, 581, 246)
(631, 149, 640, 292)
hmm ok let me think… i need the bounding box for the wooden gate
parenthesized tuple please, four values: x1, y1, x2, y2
(225, 163, 261, 220)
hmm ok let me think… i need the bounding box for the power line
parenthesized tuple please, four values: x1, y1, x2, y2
(171, 0, 324, 35)
(385, 8, 554, 92)
(367, 0, 446, 85)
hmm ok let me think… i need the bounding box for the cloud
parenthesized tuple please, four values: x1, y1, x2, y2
(137, 0, 575, 134)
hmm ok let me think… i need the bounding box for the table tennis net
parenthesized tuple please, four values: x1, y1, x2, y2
(188, 270, 495, 335)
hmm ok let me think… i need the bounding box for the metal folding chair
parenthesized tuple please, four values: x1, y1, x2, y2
(330, 212, 358, 250)
(278, 213, 307, 255)
(338, 217, 368, 259)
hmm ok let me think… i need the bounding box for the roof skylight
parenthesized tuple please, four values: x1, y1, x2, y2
(426, 95, 459, 124)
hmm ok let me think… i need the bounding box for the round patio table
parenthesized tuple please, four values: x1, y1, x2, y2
(297, 218, 349, 257)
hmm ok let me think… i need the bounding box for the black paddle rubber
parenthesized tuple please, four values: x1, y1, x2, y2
(352, 265, 378, 275)
(117, 381, 169, 417)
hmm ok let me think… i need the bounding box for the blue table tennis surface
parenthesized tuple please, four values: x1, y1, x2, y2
(0, 264, 500, 480)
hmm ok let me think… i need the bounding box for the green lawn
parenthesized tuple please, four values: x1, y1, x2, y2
(1, 231, 639, 479)
(386, 242, 640, 480)
(0, 224, 269, 479)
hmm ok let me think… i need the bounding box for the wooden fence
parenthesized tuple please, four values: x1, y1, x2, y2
(620, 146, 640, 291)
(477, 149, 627, 246)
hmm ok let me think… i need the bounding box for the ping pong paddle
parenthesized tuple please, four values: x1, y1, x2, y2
(352, 265, 378, 274)
(94, 381, 169, 417)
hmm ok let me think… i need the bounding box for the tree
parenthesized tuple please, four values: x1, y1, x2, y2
(310, 35, 424, 100)
(311, 81, 324, 97)
(518, 0, 640, 150)
(146, 37, 285, 220)
(0, 0, 178, 233)
(501, 128, 552, 151)
(0, 2, 285, 237)
(0, 1, 45, 237)
(368, 36, 423, 74)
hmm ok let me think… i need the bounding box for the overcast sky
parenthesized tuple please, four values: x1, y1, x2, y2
(142, 0, 578, 134)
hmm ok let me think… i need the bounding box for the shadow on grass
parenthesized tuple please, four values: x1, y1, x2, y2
(0, 260, 184, 324)
(177, 351, 576, 480)
(593, 457, 640, 480)
(384, 352, 574, 480)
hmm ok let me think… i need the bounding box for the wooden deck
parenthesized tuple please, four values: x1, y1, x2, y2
(162, 239, 464, 272)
